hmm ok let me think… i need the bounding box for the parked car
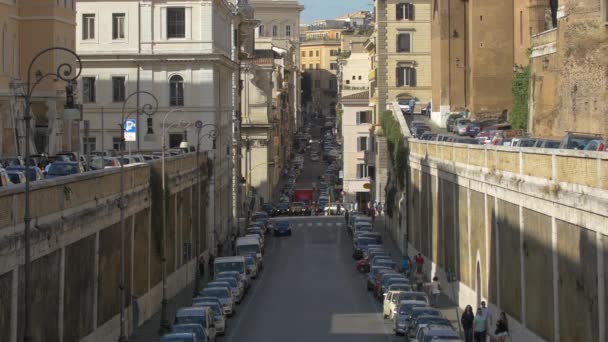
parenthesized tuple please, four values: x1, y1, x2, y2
(560, 132, 603, 150)
(465, 122, 482, 137)
(89, 157, 122, 170)
(0, 156, 24, 168)
(191, 300, 226, 336)
(160, 332, 199, 342)
(413, 126, 431, 139)
(393, 300, 428, 335)
(445, 114, 463, 132)
(173, 306, 216, 342)
(584, 139, 606, 151)
(398, 100, 410, 113)
(6, 166, 44, 181)
(44, 161, 84, 178)
(6, 170, 26, 184)
(511, 138, 538, 147)
(0, 168, 12, 187)
(534, 139, 561, 149)
(171, 324, 208, 342)
(273, 220, 292, 236)
(454, 118, 471, 135)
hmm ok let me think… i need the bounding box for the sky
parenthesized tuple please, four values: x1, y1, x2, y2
(299, 0, 373, 24)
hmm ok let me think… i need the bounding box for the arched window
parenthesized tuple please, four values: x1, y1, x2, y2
(169, 75, 184, 106)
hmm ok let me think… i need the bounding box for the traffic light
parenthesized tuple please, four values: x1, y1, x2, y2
(65, 81, 75, 109)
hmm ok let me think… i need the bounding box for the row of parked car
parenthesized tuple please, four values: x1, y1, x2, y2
(0, 148, 195, 187)
(348, 213, 462, 341)
(161, 212, 291, 341)
(412, 115, 608, 151)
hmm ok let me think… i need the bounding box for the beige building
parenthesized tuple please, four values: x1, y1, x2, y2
(430, 0, 551, 126)
(528, 0, 608, 139)
(300, 38, 340, 115)
(340, 91, 373, 209)
(1, 0, 78, 157)
(337, 33, 371, 98)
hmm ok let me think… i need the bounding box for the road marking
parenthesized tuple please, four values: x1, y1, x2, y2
(297, 223, 304, 227)
(307, 223, 313, 227)
(337, 222, 343, 227)
(316, 222, 323, 227)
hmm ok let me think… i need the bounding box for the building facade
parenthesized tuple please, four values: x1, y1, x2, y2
(340, 91, 373, 210)
(76, 0, 248, 247)
(430, 0, 551, 126)
(1, 0, 78, 158)
(300, 38, 340, 115)
(529, 0, 608, 139)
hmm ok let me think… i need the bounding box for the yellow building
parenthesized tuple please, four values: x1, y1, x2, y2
(371, 0, 432, 118)
(1, 0, 77, 157)
(300, 36, 341, 115)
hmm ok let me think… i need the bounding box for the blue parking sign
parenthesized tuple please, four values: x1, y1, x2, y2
(124, 119, 137, 142)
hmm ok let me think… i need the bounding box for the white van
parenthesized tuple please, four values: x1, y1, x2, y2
(214, 256, 246, 281)
(236, 236, 263, 267)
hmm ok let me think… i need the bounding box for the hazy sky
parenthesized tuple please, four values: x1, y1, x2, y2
(299, 0, 373, 24)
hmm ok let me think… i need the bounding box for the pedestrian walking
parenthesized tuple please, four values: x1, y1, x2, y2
(415, 253, 424, 273)
(480, 301, 493, 328)
(230, 233, 237, 254)
(495, 312, 509, 342)
(344, 210, 349, 225)
(461, 305, 475, 342)
(415, 269, 424, 292)
(429, 276, 441, 307)
(198, 256, 205, 279)
(400, 256, 410, 277)
(473, 307, 488, 342)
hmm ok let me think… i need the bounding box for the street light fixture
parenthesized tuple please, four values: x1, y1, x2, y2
(119, 91, 158, 342)
(159, 109, 187, 333)
(11, 47, 82, 342)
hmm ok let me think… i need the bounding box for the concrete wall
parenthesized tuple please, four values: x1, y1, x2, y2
(0, 152, 211, 342)
(384, 125, 607, 341)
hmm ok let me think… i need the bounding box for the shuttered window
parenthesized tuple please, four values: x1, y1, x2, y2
(397, 33, 411, 52)
(396, 67, 417, 87)
(396, 3, 415, 20)
(356, 111, 371, 124)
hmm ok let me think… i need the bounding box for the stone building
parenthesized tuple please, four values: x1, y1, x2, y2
(75, 0, 251, 247)
(300, 36, 341, 116)
(0, 0, 79, 157)
(430, 0, 550, 126)
(529, 0, 608, 139)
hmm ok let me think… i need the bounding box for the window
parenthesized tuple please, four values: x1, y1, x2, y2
(314, 80, 321, 88)
(602, 0, 608, 23)
(112, 13, 125, 40)
(169, 75, 184, 106)
(112, 76, 126, 102)
(259, 25, 265, 36)
(330, 63, 338, 70)
(356, 164, 369, 178)
(82, 77, 96, 103)
(302, 51, 306, 57)
(358, 76, 362, 80)
(397, 33, 411, 52)
(330, 49, 338, 56)
(112, 137, 122, 151)
(272, 25, 278, 37)
(167, 8, 185, 39)
(301, 64, 306, 70)
(83, 137, 96, 154)
(309, 64, 313, 69)
(352, 76, 356, 80)
(169, 133, 185, 148)
(357, 137, 368, 151)
(316, 63, 320, 69)
(286, 25, 292, 37)
(396, 67, 417, 87)
(396, 3, 415, 20)
(519, 11, 523, 45)
(315, 50, 319, 57)
(308, 51, 313, 57)
(356, 111, 371, 124)
(82, 14, 95, 40)
(345, 80, 350, 85)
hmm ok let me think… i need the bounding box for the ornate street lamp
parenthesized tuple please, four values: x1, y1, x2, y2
(10, 47, 82, 342)
(118, 91, 158, 341)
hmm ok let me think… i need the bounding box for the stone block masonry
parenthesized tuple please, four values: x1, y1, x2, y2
(385, 137, 608, 342)
(0, 152, 211, 342)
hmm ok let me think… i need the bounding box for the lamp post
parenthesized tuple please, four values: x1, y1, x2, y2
(194, 122, 218, 296)
(446, 269, 463, 336)
(159, 110, 187, 333)
(119, 91, 158, 341)
(10, 47, 82, 342)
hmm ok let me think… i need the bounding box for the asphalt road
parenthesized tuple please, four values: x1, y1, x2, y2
(222, 216, 398, 342)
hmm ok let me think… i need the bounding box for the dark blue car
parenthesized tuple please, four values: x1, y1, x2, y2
(274, 220, 292, 236)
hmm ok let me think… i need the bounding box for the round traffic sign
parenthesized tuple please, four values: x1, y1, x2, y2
(195, 120, 203, 129)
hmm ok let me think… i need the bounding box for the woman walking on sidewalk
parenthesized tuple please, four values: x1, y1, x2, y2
(495, 312, 509, 342)
(461, 305, 474, 342)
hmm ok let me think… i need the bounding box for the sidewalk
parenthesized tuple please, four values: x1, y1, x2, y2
(373, 215, 464, 335)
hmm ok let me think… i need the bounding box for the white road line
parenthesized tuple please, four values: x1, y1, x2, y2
(297, 223, 304, 227)
(337, 222, 343, 227)
(316, 222, 323, 227)
(307, 223, 313, 227)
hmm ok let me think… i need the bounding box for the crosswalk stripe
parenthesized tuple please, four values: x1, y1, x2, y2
(337, 222, 343, 227)
(316, 222, 323, 227)
(307, 223, 313, 227)
(297, 223, 304, 227)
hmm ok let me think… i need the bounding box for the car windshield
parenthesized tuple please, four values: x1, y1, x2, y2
(214, 261, 245, 274)
(244, 257, 255, 266)
(216, 278, 237, 287)
(236, 244, 260, 255)
(175, 313, 207, 326)
(520, 140, 537, 147)
(201, 288, 229, 298)
(356, 238, 375, 247)
(47, 163, 79, 176)
(199, 303, 222, 316)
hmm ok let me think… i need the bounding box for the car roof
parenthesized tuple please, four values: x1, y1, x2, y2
(176, 307, 207, 316)
(214, 256, 245, 262)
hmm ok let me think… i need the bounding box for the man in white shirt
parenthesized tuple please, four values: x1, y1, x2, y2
(429, 276, 441, 307)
